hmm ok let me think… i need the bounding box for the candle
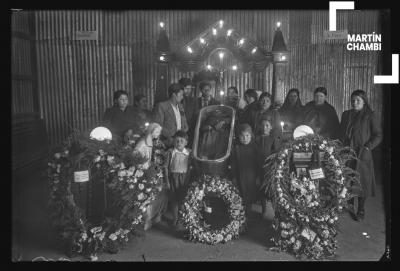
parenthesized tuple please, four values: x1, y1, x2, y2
(280, 121, 284, 131)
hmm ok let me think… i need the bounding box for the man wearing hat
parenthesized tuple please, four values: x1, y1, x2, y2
(153, 83, 189, 147)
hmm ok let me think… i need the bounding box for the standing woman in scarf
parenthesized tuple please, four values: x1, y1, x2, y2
(302, 87, 340, 139)
(339, 90, 382, 221)
(279, 88, 304, 134)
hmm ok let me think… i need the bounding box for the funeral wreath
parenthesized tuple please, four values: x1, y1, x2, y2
(262, 134, 359, 260)
(179, 174, 246, 245)
(47, 130, 165, 259)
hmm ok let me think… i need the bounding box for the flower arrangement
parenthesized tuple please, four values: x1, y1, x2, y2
(179, 174, 246, 245)
(262, 134, 359, 260)
(47, 130, 165, 259)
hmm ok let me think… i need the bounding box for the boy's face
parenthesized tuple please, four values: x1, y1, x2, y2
(174, 136, 187, 151)
(201, 86, 212, 98)
(261, 120, 273, 135)
(239, 131, 252, 145)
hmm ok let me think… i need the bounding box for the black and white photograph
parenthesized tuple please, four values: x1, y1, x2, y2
(11, 4, 393, 262)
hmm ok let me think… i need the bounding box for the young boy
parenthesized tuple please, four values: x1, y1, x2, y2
(164, 131, 193, 231)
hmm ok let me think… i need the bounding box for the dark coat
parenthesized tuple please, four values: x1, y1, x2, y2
(339, 108, 382, 197)
(102, 105, 138, 139)
(238, 101, 259, 129)
(302, 101, 340, 139)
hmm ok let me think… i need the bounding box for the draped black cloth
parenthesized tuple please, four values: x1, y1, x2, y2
(302, 101, 340, 139)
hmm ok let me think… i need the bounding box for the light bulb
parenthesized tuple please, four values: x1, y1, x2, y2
(90, 127, 112, 141)
(187, 47, 193, 53)
(159, 56, 165, 61)
(232, 65, 237, 70)
(145, 122, 149, 127)
(251, 47, 257, 54)
(212, 28, 217, 35)
(159, 22, 165, 28)
(219, 20, 224, 28)
(200, 37, 205, 44)
(227, 29, 233, 36)
(207, 64, 212, 70)
(220, 90, 224, 96)
(219, 52, 224, 59)
(277, 22, 281, 28)
(239, 38, 245, 45)
(281, 55, 286, 61)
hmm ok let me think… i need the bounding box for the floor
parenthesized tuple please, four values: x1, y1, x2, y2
(11, 162, 388, 262)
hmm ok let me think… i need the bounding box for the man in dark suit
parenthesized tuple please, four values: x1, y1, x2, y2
(179, 78, 197, 146)
(153, 83, 189, 147)
(195, 81, 221, 111)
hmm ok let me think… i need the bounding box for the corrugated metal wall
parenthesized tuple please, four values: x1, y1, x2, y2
(12, 11, 36, 117)
(33, 10, 383, 145)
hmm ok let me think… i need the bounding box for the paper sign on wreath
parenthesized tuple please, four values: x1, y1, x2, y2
(74, 170, 89, 183)
(309, 168, 325, 180)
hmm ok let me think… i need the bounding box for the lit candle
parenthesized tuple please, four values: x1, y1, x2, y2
(280, 121, 284, 131)
(145, 122, 149, 127)
(220, 90, 224, 96)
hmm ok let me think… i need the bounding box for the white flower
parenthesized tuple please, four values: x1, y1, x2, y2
(290, 236, 295, 243)
(293, 240, 302, 250)
(54, 153, 61, 159)
(336, 169, 342, 175)
(94, 156, 101, 163)
(129, 184, 134, 189)
(333, 159, 340, 166)
(107, 155, 115, 163)
(339, 187, 347, 198)
(135, 170, 144, 178)
(139, 183, 144, 190)
(323, 140, 327, 145)
(90, 255, 98, 261)
(281, 230, 289, 238)
(138, 193, 144, 200)
(81, 232, 87, 241)
(90, 226, 102, 234)
(109, 233, 117, 241)
(146, 188, 152, 192)
(119, 162, 125, 169)
(327, 146, 334, 154)
(329, 219, 335, 224)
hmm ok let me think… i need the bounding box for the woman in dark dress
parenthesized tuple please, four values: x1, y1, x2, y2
(302, 87, 340, 139)
(339, 90, 382, 221)
(279, 88, 304, 133)
(102, 90, 139, 142)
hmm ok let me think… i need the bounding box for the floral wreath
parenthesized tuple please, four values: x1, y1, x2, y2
(179, 174, 246, 245)
(47, 130, 166, 260)
(262, 134, 359, 260)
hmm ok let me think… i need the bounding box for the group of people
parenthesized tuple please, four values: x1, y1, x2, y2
(101, 78, 382, 233)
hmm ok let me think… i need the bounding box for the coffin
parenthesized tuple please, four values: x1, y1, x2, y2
(192, 105, 235, 177)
